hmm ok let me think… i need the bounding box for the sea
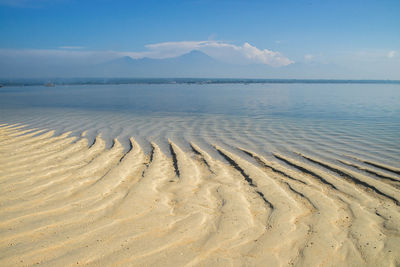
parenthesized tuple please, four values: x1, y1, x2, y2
(0, 79, 399, 166)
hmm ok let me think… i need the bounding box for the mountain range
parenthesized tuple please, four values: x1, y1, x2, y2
(0, 49, 352, 79)
(94, 50, 229, 77)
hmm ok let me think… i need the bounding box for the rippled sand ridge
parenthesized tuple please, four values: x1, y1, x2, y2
(0, 124, 399, 266)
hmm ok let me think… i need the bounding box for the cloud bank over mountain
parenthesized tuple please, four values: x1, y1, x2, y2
(0, 41, 398, 79)
(123, 41, 294, 67)
(0, 41, 294, 67)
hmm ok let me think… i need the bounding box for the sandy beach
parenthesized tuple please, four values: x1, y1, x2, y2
(0, 123, 399, 266)
(1, 0, 400, 265)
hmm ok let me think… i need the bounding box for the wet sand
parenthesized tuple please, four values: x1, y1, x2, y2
(0, 124, 399, 266)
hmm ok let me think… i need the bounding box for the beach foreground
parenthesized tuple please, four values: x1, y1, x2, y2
(0, 124, 399, 266)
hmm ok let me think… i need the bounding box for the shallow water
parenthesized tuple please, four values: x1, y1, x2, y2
(1, 83, 399, 166)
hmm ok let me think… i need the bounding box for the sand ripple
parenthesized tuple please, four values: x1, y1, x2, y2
(0, 124, 399, 266)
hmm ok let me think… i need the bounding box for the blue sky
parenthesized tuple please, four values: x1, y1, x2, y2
(0, 0, 399, 78)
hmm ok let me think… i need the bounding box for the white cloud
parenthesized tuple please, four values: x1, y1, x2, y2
(59, 46, 84, 50)
(0, 41, 294, 67)
(124, 40, 294, 67)
(387, 50, 397, 58)
(304, 54, 315, 61)
(354, 50, 400, 61)
(242, 42, 294, 66)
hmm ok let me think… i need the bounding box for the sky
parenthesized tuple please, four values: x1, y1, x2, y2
(0, 0, 399, 79)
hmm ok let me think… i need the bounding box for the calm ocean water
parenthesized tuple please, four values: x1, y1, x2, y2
(1, 83, 399, 165)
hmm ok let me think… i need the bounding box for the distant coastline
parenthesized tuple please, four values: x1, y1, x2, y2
(1, 78, 400, 87)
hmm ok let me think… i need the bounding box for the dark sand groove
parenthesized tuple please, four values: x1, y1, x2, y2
(296, 153, 400, 206)
(168, 142, 180, 177)
(273, 154, 338, 190)
(351, 156, 400, 176)
(238, 148, 307, 185)
(338, 159, 400, 185)
(214, 146, 274, 209)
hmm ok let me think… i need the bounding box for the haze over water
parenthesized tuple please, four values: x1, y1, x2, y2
(1, 82, 399, 166)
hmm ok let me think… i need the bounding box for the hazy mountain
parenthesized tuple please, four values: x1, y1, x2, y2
(0, 49, 360, 79)
(91, 50, 227, 77)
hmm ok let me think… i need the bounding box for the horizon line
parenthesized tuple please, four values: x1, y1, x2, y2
(1, 77, 400, 86)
